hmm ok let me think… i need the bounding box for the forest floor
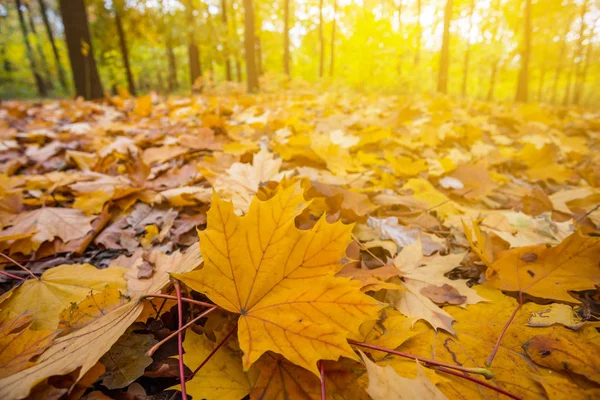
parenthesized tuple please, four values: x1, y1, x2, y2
(0, 91, 599, 400)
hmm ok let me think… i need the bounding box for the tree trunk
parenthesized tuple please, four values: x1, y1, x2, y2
(537, 67, 546, 102)
(414, 0, 421, 65)
(16, 0, 47, 96)
(58, 0, 104, 99)
(25, 3, 53, 91)
(38, 0, 68, 90)
(319, 0, 324, 78)
(114, 1, 136, 96)
(487, 61, 498, 101)
(256, 35, 263, 76)
(577, 24, 596, 105)
(515, 0, 532, 102)
(330, 0, 336, 77)
(573, 0, 588, 105)
(437, 0, 453, 94)
(563, 69, 573, 105)
(222, 0, 232, 81)
(186, 0, 202, 85)
(243, 0, 259, 92)
(551, 32, 569, 104)
(283, 0, 290, 77)
(461, 0, 475, 97)
(397, 0, 402, 74)
(231, 0, 243, 82)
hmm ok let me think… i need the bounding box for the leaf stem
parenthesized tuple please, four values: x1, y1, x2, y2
(319, 361, 326, 400)
(485, 292, 523, 367)
(0, 253, 37, 280)
(187, 322, 238, 380)
(147, 306, 217, 357)
(0, 269, 25, 281)
(142, 293, 219, 309)
(347, 339, 493, 379)
(174, 281, 188, 400)
(435, 367, 521, 400)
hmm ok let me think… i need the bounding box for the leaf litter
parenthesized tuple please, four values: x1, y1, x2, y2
(0, 93, 599, 399)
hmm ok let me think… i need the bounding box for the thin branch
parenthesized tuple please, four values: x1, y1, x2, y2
(435, 367, 521, 400)
(142, 293, 219, 309)
(351, 233, 389, 267)
(147, 306, 217, 356)
(575, 203, 600, 223)
(174, 281, 188, 400)
(0, 269, 26, 281)
(486, 291, 523, 367)
(348, 339, 493, 379)
(320, 361, 326, 400)
(187, 322, 238, 380)
(0, 253, 37, 279)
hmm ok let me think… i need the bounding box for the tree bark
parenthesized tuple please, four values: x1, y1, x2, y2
(437, 0, 453, 94)
(414, 0, 421, 65)
(58, 0, 104, 99)
(222, 0, 232, 81)
(37, 0, 68, 90)
(461, 0, 475, 97)
(573, 0, 588, 105)
(563, 69, 573, 105)
(283, 0, 290, 77)
(330, 0, 336, 77)
(16, 0, 47, 96)
(319, 0, 324, 78)
(114, 1, 136, 96)
(515, 0, 532, 102)
(537, 66, 546, 102)
(551, 25, 571, 104)
(186, 0, 202, 86)
(243, 0, 259, 92)
(24, 2, 53, 91)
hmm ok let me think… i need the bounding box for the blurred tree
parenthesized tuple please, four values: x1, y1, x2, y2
(515, 0, 532, 102)
(15, 0, 47, 96)
(330, 0, 336, 76)
(113, 0, 136, 95)
(37, 0, 68, 91)
(461, 0, 475, 97)
(414, 0, 421, 66)
(222, 0, 232, 81)
(58, 0, 104, 99)
(231, 0, 243, 82)
(24, 2, 53, 91)
(437, 0, 453, 93)
(244, 0, 259, 91)
(319, 0, 324, 78)
(186, 0, 202, 85)
(573, 0, 589, 105)
(284, 0, 290, 77)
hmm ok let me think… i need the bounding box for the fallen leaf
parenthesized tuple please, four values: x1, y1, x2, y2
(360, 351, 447, 400)
(175, 183, 380, 375)
(485, 231, 600, 302)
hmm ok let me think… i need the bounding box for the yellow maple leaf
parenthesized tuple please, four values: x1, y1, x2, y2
(175, 183, 380, 375)
(484, 231, 600, 302)
(0, 315, 58, 378)
(0, 264, 127, 330)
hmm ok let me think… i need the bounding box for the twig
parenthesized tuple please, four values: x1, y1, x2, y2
(0, 269, 25, 281)
(147, 306, 217, 356)
(0, 253, 37, 280)
(174, 281, 188, 400)
(142, 294, 219, 309)
(435, 367, 521, 400)
(347, 339, 493, 379)
(187, 322, 238, 380)
(320, 361, 326, 400)
(485, 291, 523, 367)
(351, 233, 389, 267)
(575, 203, 600, 223)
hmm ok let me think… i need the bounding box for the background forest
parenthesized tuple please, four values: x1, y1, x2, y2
(0, 0, 599, 104)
